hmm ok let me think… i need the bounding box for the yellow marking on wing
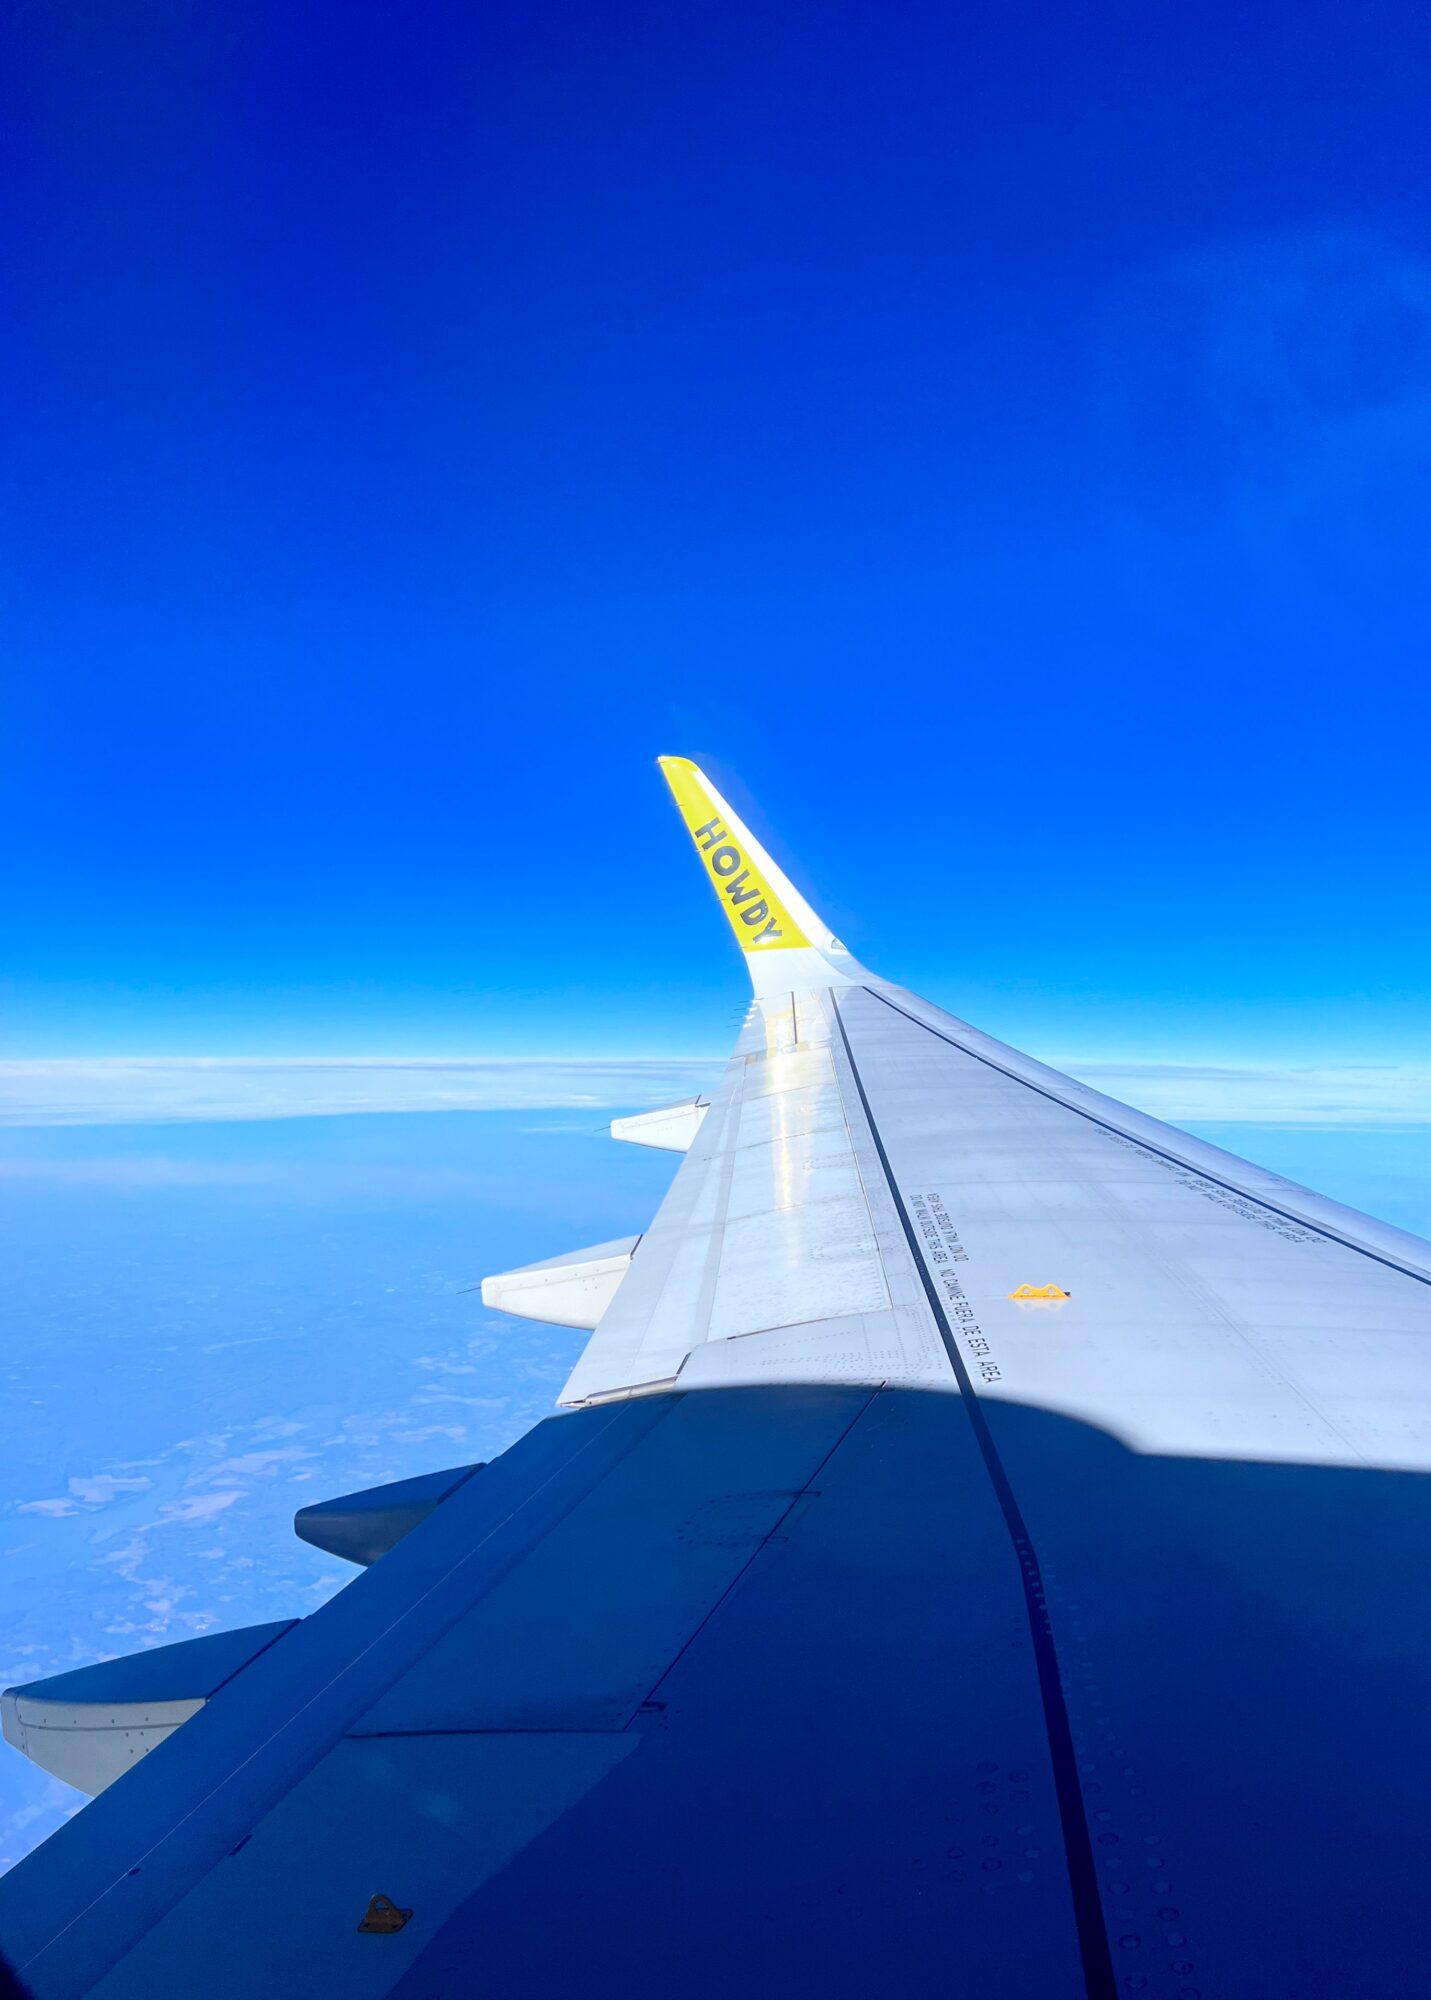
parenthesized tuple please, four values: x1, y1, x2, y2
(659, 756, 810, 952)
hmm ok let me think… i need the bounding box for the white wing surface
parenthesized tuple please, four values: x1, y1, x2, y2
(4, 757, 1431, 2000)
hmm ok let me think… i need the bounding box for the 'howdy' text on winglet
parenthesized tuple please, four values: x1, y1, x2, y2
(692, 818, 785, 944)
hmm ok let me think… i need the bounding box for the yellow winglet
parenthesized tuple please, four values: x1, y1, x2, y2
(659, 756, 812, 954)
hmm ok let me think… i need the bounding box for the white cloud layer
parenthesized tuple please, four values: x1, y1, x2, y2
(0, 1057, 719, 1127)
(1064, 1059, 1431, 1127)
(0, 1054, 1425, 1130)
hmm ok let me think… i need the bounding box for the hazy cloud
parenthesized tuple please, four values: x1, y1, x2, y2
(155, 1491, 243, 1525)
(189, 1450, 313, 1485)
(1095, 226, 1431, 572)
(1063, 1058, 1431, 1127)
(0, 1057, 718, 1128)
(1, 1052, 1422, 1133)
(67, 1475, 152, 1505)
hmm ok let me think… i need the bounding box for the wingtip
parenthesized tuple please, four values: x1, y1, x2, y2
(658, 756, 829, 957)
(653, 757, 865, 996)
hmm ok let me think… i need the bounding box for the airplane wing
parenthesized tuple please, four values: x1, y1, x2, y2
(4, 757, 1431, 1999)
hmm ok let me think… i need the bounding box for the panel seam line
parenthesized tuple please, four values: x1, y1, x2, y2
(626, 1388, 879, 1720)
(832, 989, 1116, 2000)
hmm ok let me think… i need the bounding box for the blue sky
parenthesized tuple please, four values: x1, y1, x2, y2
(6, 0, 1430, 1077)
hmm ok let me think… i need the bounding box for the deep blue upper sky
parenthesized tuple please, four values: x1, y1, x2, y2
(6, 0, 1429, 1062)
